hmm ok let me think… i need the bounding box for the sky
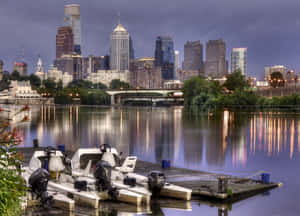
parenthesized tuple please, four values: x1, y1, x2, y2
(0, 0, 300, 79)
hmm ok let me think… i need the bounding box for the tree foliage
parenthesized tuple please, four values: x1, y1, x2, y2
(109, 79, 130, 90)
(0, 106, 28, 215)
(223, 69, 249, 91)
(269, 71, 285, 88)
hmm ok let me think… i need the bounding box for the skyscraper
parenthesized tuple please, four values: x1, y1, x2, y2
(110, 22, 130, 71)
(129, 37, 135, 60)
(64, 4, 82, 55)
(56, 26, 74, 59)
(205, 39, 227, 78)
(174, 50, 179, 78)
(154, 36, 175, 80)
(12, 62, 27, 76)
(231, 48, 247, 75)
(182, 41, 203, 73)
(0, 60, 3, 80)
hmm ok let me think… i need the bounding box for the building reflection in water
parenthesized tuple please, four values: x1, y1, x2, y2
(18, 106, 300, 170)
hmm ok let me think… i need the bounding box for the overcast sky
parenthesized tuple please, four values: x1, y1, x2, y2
(1, 0, 300, 79)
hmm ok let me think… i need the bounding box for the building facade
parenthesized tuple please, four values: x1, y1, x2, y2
(182, 41, 204, 74)
(177, 69, 200, 81)
(110, 23, 130, 71)
(205, 39, 227, 78)
(85, 70, 130, 87)
(35, 57, 46, 81)
(174, 50, 179, 79)
(64, 4, 82, 55)
(9, 81, 40, 98)
(231, 48, 247, 75)
(12, 62, 27, 76)
(129, 57, 163, 89)
(154, 36, 175, 80)
(47, 66, 73, 87)
(56, 26, 74, 59)
(264, 65, 287, 81)
(0, 60, 3, 80)
(54, 54, 84, 80)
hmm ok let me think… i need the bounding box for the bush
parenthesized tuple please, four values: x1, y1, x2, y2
(0, 107, 27, 215)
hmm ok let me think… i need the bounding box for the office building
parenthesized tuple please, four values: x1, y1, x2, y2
(205, 39, 227, 78)
(110, 22, 130, 71)
(54, 54, 83, 80)
(64, 4, 82, 55)
(129, 57, 162, 89)
(0, 60, 3, 80)
(182, 41, 204, 74)
(231, 48, 247, 75)
(154, 36, 175, 80)
(86, 70, 130, 86)
(56, 26, 74, 59)
(47, 65, 73, 87)
(264, 65, 287, 81)
(12, 62, 27, 76)
(174, 50, 179, 78)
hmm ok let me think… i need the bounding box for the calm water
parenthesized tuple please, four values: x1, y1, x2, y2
(18, 105, 300, 216)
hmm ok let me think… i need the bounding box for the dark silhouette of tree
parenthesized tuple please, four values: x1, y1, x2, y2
(269, 71, 285, 88)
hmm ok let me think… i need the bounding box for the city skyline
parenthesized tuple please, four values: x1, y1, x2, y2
(0, 0, 300, 79)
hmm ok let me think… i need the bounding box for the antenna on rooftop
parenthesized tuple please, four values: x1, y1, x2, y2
(21, 47, 25, 63)
(118, 12, 121, 24)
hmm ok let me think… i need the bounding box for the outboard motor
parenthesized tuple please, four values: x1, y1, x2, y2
(94, 160, 119, 200)
(100, 144, 112, 152)
(147, 171, 166, 197)
(29, 168, 54, 208)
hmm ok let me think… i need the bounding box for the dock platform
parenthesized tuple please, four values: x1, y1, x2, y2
(135, 160, 279, 203)
(18, 147, 280, 205)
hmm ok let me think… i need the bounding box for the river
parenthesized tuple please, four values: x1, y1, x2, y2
(16, 105, 300, 215)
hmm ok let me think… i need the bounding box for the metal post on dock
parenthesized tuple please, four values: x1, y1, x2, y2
(218, 176, 228, 194)
(218, 208, 228, 216)
(33, 139, 39, 148)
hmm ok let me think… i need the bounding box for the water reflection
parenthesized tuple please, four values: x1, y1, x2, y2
(20, 106, 300, 170)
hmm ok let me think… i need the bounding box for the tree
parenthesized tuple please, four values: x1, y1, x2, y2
(109, 79, 130, 90)
(269, 71, 285, 88)
(183, 76, 210, 106)
(68, 80, 93, 89)
(43, 78, 57, 89)
(93, 82, 107, 89)
(10, 71, 21, 81)
(29, 74, 41, 87)
(223, 69, 249, 91)
(0, 106, 28, 215)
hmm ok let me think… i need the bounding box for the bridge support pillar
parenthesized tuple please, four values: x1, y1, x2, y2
(111, 95, 115, 105)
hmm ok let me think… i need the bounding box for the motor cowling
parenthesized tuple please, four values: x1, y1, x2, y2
(147, 171, 166, 197)
(93, 161, 119, 200)
(94, 160, 112, 192)
(29, 168, 54, 208)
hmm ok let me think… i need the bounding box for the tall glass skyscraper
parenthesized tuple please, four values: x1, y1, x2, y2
(110, 23, 130, 71)
(231, 48, 247, 75)
(155, 36, 175, 80)
(64, 4, 82, 55)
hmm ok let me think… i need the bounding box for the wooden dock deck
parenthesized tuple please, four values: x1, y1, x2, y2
(135, 160, 280, 203)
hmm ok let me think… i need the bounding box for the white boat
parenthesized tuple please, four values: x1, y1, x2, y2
(24, 148, 145, 208)
(71, 146, 192, 201)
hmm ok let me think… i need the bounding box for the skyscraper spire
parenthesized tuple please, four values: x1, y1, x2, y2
(118, 12, 121, 25)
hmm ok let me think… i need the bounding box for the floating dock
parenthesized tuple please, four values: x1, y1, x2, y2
(18, 147, 280, 213)
(135, 160, 280, 203)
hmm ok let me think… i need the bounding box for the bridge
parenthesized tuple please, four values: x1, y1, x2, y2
(105, 89, 183, 105)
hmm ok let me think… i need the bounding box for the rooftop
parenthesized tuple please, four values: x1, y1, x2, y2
(113, 24, 127, 32)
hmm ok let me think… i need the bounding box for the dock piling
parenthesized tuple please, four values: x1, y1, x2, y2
(218, 176, 228, 194)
